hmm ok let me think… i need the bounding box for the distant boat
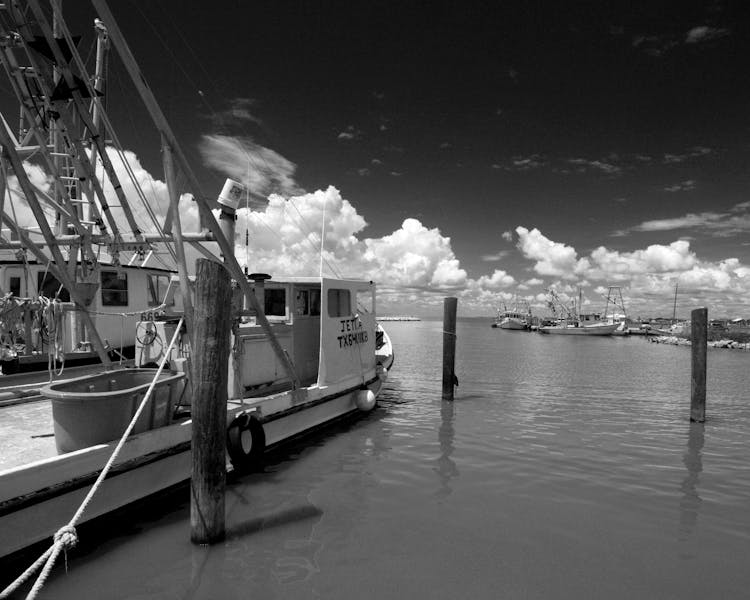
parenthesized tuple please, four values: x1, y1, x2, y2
(539, 288, 618, 336)
(491, 297, 531, 330)
(538, 320, 621, 335)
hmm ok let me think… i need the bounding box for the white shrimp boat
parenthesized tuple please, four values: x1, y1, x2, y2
(493, 309, 531, 330)
(539, 288, 619, 336)
(538, 320, 620, 335)
(491, 296, 531, 330)
(0, 1, 393, 564)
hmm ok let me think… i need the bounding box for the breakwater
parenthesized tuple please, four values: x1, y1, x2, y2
(649, 335, 750, 349)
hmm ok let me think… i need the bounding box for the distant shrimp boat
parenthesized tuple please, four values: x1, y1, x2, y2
(493, 310, 530, 330)
(539, 288, 619, 336)
(538, 320, 621, 335)
(492, 297, 531, 330)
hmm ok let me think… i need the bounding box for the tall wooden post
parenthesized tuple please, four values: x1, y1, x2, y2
(190, 259, 232, 544)
(442, 297, 458, 401)
(690, 307, 707, 423)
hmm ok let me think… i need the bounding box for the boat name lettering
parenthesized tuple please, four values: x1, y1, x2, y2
(337, 330, 368, 348)
(337, 318, 368, 348)
(339, 317, 363, 332)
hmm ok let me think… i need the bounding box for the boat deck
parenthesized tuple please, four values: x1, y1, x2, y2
(1, 399, 58, 471)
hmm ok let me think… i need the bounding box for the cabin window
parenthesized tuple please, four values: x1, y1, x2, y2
(264, 288, 286, 316)
(327, 288, 351, 317)
(147, 274, 172, 307)
(9, 276, 20, 297)
(310, 289, 321, 316)
(37, 272, 70, 301)
(295, 289, 309, 315)
(101, 270, 128, 306)
(355, 289, 373, 314)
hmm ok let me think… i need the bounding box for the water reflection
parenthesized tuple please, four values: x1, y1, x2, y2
(434, 400, 459, 499)
(678, 422, 705, 544)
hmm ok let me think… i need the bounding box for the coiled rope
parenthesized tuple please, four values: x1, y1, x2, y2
(0, 316, 185, 600)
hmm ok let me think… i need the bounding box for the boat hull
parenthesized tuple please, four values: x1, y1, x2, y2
(498, 318, 528, 330)
(0, 375, 386, 560)
(538, 323, 620, 335)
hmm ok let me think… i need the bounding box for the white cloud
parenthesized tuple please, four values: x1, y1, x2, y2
(502, 230, 513, 242)
(198, 134, 300, 198)
(685, 26, 730, 44)
(336, 125, 363, 141)
(363, 218, 466, 289)
(623, 201, 750, 237)
(481, 250, 509, 262)
(664, 180, 696, 192)
(567, 158, 622, 175)
(586, 241, 697, 280)
(473, 269, 516, 290)
(510, 227, 750, 317)
(515, 226, 588, 279)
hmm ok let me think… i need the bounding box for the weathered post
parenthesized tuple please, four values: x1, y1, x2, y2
(190, 258, 232, 544)
(690, 307, 707, 423)
(442, 297, 458, 401)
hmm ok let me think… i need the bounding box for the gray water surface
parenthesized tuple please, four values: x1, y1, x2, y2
(27, 319, 750, 598)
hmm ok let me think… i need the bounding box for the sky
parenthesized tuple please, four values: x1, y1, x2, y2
(3, 1, 750, 318)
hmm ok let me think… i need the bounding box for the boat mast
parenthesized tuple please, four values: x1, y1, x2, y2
(672, 280, 678, 321)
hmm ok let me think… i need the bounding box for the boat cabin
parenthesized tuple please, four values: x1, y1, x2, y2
(138, 275, 378, 397)
(0, 259, 176, 365)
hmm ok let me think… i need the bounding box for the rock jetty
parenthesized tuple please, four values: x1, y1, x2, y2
(648, 336, 750, 349)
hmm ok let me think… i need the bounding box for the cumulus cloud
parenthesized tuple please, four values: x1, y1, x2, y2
(515, 226, 589, 279)
(363, 218, 467, 289)
(586, 241, 697, 280)
(231, 192, 471, 294)
(511, 226, 750, 317)
(473, 269, 515, 290)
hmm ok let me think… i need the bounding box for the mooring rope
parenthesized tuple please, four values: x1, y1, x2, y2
(0, 316, 185, 600)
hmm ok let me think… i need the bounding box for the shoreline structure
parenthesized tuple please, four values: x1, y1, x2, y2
(648, 335, 750, 349)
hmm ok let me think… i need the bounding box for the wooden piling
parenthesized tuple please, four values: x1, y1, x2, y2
(190, 259, 232, 544)
(442, 297, 458, 401)
(690, 307, 707, 423)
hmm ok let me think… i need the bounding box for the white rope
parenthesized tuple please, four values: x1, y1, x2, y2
(0, 317, 185, 600)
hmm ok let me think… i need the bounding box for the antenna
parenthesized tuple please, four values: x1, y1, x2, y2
(319, 194, 326, 278)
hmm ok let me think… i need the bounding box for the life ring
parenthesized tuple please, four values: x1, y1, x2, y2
(226, 412, 266, 471)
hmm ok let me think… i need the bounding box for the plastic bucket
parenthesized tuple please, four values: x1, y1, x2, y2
(42, 368, 185, 454)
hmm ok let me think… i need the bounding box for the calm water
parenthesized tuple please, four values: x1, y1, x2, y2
(16, 319, 750, 598)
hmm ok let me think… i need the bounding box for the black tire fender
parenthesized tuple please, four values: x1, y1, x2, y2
(226, 412, 266, 472)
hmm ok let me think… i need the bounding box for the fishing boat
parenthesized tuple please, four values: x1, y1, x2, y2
(538, 288, 619, 336)
(538, 319, 620, 335)
(492, 297, 532, 330)
(0, 1, 393, 565)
